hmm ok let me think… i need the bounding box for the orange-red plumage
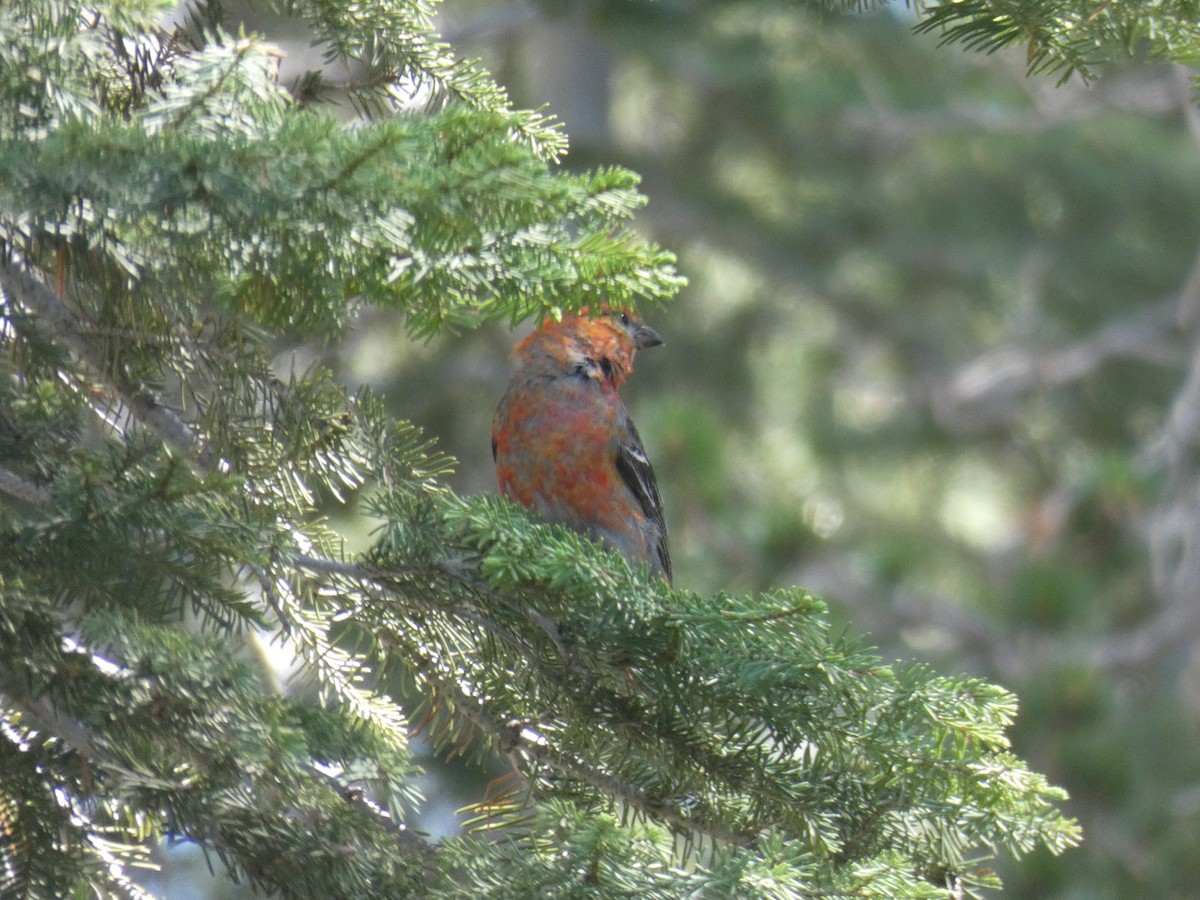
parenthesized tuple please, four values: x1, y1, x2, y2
(491, 310, 671, 584)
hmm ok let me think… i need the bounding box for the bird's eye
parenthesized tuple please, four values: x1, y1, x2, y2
(619, 312, 631, 326)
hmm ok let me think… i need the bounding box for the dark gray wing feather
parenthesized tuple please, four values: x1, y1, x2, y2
(614, 413, 672, 584)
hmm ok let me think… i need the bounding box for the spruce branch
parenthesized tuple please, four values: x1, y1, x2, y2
(294, 556, 761, 843)
(0, 0, 1090, 892)
(376, 623, 763, 849)
(508, 726, 760, 848)
(1, 264, 416, 743)
(0, 266, 204, 461)
(294, 552, 581, 672)
(0, 574, 437, 859)
(246, 558, 415, 744)
(294, 530, 1079, 863)
(291, 545, 774, 848)
(0, 667, 97, 759)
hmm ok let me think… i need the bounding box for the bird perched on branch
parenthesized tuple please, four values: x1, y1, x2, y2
(491, 309, 672, 584)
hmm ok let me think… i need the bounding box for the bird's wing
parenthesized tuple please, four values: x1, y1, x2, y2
(614, 411, 672, 584)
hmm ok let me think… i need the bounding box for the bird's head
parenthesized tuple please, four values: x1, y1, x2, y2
(514, 308, 663, 388)
(597, 306, 663, 351)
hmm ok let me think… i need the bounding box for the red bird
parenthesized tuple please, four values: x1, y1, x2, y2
(491, 309, 671, 584)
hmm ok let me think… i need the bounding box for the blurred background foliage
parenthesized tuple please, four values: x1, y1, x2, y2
(369, 3, 1200, 898)
(157, 0, 1200, 896)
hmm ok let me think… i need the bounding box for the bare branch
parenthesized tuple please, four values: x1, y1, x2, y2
(930, 295, 1183, 433)
(439, 1, 538, 45)
(806, 556, 1199, 681)
(0, 465, 52, 506)
(304, 764, 438, 865)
